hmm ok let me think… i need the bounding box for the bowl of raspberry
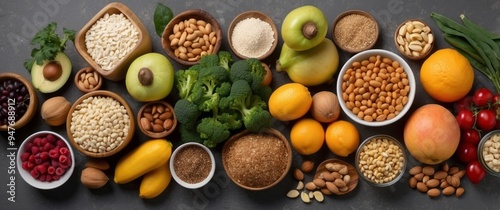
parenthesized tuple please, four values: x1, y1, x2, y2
(17, 131, 75, 189)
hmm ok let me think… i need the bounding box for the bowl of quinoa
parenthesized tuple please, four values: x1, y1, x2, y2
(66, 90, 135, 158)
(222, 129, 292, 191)
(332, 10, 379, 53)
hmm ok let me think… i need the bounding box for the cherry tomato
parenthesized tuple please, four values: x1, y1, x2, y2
(461, 129, 481, 145)
(456, 142, 478, 163)
(472, 88, 493, 107)
(466, 160, 486, 184)
(492, 93, 500, 105)
(454, 96, 473, 113)
(455, 109, 475, 130)
(477, 109, 497, 131)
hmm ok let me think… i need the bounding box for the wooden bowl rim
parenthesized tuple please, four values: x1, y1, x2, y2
(222, 128, 292, 191)
(227, 10, 278, 60)
(66, 90, 135, 158)
(161, 9, 222, 66)
(314, 158, 359, 195)
(74, 67, 103, 93)
(0, 72, 38, 131)
(332, 10, 379, 53)
(393, 19, 434, 60)
(137, 100, 177, 138)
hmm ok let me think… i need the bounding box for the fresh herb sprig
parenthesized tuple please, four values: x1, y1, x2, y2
(23, 22, 76, 71)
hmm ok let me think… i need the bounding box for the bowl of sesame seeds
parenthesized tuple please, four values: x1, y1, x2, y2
(332, 10, 379, 53)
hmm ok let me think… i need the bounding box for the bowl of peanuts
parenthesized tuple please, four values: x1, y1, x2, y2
(394, 19, 435, 60)
(478, 130, 500, 177)
(74, 2, 152, 81)
(137, 101, 177, 139)
(336, 49, 416, 127)
(66, 90, 135, 158)
(161, 9, 222, 66)
(74, 67, 102, 93)
(355, 134, 407, 187)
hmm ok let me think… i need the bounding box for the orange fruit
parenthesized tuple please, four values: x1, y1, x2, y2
(268, 83, 312, 121)
(290, 118, 325, 155)
(325, 120, 359, 157)
(420, 48, 474, 102)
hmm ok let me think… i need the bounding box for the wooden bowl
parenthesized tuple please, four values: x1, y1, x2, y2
(137, 100, 177, 139)
(0, 72, 38, 131)
(314, 159, 358, 195)
(66, 90, 135, 158)
(332, 10, 379, 53)
(74, 67, 103, 93)
(222, 129, 292, 191)
(74, 2, 152, 81)
(394, 19, 434, 60)
(161, 9, 222, 66)
(227, 11, 278, 60)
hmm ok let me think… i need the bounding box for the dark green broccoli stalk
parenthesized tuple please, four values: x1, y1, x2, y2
(173, 99, 201, 129)
(174, 69, 199, 99)
(197, 117, 230, 148)
(218, 51, 233, 71)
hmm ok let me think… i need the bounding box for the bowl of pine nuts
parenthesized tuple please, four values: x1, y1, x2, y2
(137, 100, 177, 139)
(336, 49, 416, 127)
(355, 134, 407, 187)
(161, 9, 222, 66)
(478, 130, 500, 177)
(394, 19, 434, 60)
(66, 90, 135, 158)
(74, 2, 152, 81)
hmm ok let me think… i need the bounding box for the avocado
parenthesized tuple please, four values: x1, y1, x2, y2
(31, 52, 72, 93)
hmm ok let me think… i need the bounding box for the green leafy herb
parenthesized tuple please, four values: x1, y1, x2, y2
(23, 22, 76, 71)
(153, 3, 173, 37)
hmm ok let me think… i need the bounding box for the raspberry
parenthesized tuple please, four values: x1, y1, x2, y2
(42, 161, 50, 168)
(30, 168, 39, 178)
(45, 175, 52, 182)
(59, 147, 69, 156)
(24, 142, 34, 151)
(39, 175, 46, 182)
(36, 165, 47, 174)
(55, 167, 65, 176)
(31, 146, 39, 155)
(34, 157, 43, 165)
(46, 134, 56, 143)
(52, 175, 60, 181)
(29, 154, 36, 163)
(40, 151, 49, 161)
(47, 166, 55, 175)
(59, 155, 68, 164)
(33, 137, 42, 147)
(27, 162, 35, 170)
(22, 162, 29, 170)
(51, 160, 59, 168)
(56, 139, 66, 147)
(49, 148, 60, 160)
(43, 142, 53, 152)
(20, 152, 31, 162)
(40, 137, 48, 146)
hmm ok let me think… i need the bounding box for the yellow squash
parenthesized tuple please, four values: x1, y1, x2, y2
(114, 139, 172, 184)
(139, 162, 172, 199)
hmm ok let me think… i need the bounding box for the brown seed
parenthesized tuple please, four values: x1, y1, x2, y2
(446, 175, 453, 186)
(455, 187, 465, 198)
(140, 117, 152, 131)
(414, 173, 424, 181)
(154, 119, 164, 125)
(301, 160, 315, 173)
(320, 187, 332, 195)
(159, 112, 171, 120)
(163, 119, 173, 130)
(422, 175, 430, 184)
(330, 163, 343, 172)
(333, 178, 347, 188)
(453, 170, 466, 179)
(326, 181, 339, 194)
(450, 176, 460, 188)
(433, 171, 448, 180)
(440, 180, 450, 189)
(448, 166, 460, 175)
(293, 168, 304, 181)
(143, 113, 154, 121)
(409, 165, 422, 175)
(442, 162, 449, 172)
(426, 179, 440, 188)
(305, 182, 317, 191)
(422, 166, 435, 176)
(331, 171, 342, 179)
(338, 166, 348, 175)
(313, 178, 326, 188)
(322, 171, 335, 182)
(416, 182, 428, 193)
(442, 186, 456, 196)
(409, 177, 417, 188)
(152, 124, 164, 132)
(427, 188, 441, 198)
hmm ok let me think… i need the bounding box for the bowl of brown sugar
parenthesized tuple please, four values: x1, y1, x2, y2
(169, 142, 215, 189)
(222, 129, 292, 191)
(332, 10, 379, 53)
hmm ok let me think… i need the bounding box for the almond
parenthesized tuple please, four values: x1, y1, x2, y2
(416, 182, 428, 193)
(422, 175, 430, 184)
(450, 176, 460, 187)
(321, 187, 333, 195)
(80, 167, 108, 189)
(300, 191, 311, 203)
(313, 191, 324, 202)
(440, 180, 450, 189)
(409, 165, 422, 175)
(426, 179, 440, 188)
(448, 166, 460, 175)
(286, 189, 300, 198)
(455, 187, 465, 198)
(333, 178, 347, 188)
(322, 171, 335, 182)
(305, 182, 317, 191)
(414, 173, 424, 181)
(433, 171, 448, 180)
(140, 117, 152, 131)
(453, 170, 466, 179)
(331, 171, 342, 179)
(326, 181, 339, 194)
(330, 163, 343, 172)
(338, 165, 348, 175)
(301, 160, 315, 173)
(296, 181, 304, 190)
(293, 168, 304, 181)
(313, 178, 326, 188)
(442, 186, 455, 196)
(85, 159, 110, 171)
(422, 166, 435, 176)
(427, 188, 441, 198)
(442, 162, 449, 172)
(409, 177, 417, 188)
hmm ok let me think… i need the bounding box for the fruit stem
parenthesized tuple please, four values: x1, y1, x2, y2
(302, 22, 318, 40)
(138, 68, 154, 86)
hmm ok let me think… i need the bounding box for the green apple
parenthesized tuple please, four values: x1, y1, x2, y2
(125, 53, 174, 102)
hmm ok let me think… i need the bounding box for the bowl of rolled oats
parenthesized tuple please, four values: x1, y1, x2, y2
(74, 2, 152, 81)
(66, 90, 135, 158)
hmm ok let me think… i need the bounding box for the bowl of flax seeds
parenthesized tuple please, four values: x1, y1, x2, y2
(332, 10, 379, 53)
(170, 142, 215, 189)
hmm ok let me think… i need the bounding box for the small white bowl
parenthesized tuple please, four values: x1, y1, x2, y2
(169, 142, 215, 189)
(336, 49, 416, 127)
(17, 131, 75, 190)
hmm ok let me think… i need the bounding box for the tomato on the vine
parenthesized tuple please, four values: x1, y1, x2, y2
(472, 88, 494, 107)
(477, 109, 496, 131)
(461, 129, 481, 145)
(456, 109, 475, 130)
(454, 96, 473, 113)
(456, 142, 478, 163)
(466, 160, 486, 184)
(492, 93, 500, 105)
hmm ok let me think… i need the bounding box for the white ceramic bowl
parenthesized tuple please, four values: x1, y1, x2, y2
(169, 142, 215, 189)
(336, 49, 416, 127)
(17, 131, 75, 190)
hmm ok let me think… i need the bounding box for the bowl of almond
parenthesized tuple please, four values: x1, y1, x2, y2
(137, 100, 177, 139)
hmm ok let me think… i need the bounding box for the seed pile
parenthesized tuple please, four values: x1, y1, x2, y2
(334, 14, 377, 51)
(395, 20, 434, 57)
(85, 13, 139, 70)
(76, 67, 101, 91)
(481, 133, 500, 172)
(173, 145, 212, 184)
(139, 102, 174, 134)
(341, 55, 410, 122)
(167, 18, 217, 62)
(224, 133, 288, 188)
(70, 96, 130, 153)
(408, 163, 465, 198)
(231, 17, 275, 58)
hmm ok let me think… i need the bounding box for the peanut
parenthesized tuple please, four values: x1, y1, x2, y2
(168, 18, 217, 62)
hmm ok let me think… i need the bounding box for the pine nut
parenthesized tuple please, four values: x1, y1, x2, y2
(395, 20, 433, 58)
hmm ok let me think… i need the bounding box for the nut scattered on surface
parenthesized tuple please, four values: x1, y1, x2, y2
(41, 96, 71, 126)
(395, 20, 433, 58)
(301, 160, 315, 173)
(80, 167, 109, 189)
(286, 189, 300, 198)
(408, 162, 466, 199)
(300, 191, 311, 203)
(293, 168, 304, 181)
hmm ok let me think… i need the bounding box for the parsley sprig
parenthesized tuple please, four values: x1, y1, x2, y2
(23, 22, 76, 71)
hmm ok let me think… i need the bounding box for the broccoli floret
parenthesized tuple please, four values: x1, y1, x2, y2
(178, 124, 203, 144)
(215, 82, 231, 97)
(197, 117, 231, 148)
(218, 51, 233, 71)
(229, 58, 267, 91)
(174, 99, 201, 128)
(198, 53, 219, 68)
(216, 111, 242, 130)
(226, 80, 272, 132)
(193, 66, 230, 112)
(253, 85, 273, 103)
(246, 58, 266, 90)
(174, 69, 199, 99)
